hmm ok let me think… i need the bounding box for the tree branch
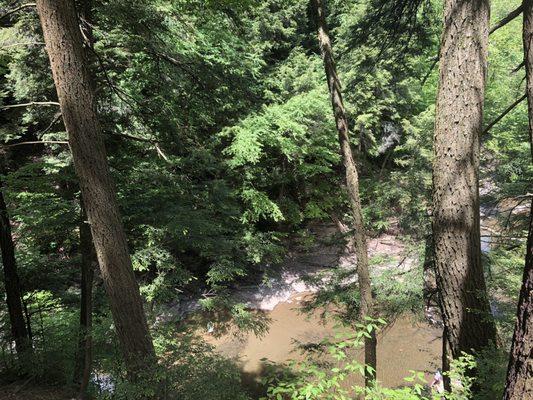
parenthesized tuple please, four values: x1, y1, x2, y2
(0, 101, 60, 109)
(152, 51, 207, 91)
(512, 60, 525, 74)
(40, 112, 62, 135)
(489, 5, 523, 35)
(155, 143, 170, 162)
(107, 132, 155, 143)
(482, 94, 527, 135)
(1, 118, 169, 161)
(0, 140, 69, 148)
(421, 55, 439, 85)
(0, 3, 36, 21)
(108, 133, 171, 162)
(0, 134, 158, 149)
(0, 41, 44, 48)
(85, 46, 138, 111)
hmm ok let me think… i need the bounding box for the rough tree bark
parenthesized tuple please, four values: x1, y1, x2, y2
(502, 1, 533, 397)
(72, 3, 96, 398)
(35, 0, 157, 379)
(313, 0, 376, 388)
(73, 203, 96, 400)
(0, 180, 30, 355)
(432, 0, 496, 375)
(503, 203, 533, 399)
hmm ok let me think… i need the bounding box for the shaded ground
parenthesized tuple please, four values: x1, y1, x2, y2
(0, 386, 73, 400)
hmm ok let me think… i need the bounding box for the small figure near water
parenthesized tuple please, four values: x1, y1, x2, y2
(430, 369, 445, 397)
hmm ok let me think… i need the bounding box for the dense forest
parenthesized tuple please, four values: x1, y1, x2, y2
(0, 0, 531, 399)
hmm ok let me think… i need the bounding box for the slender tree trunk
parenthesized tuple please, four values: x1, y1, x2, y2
(502, 2, 533, 397)
(0, 181, 30, 356)
(313, 0, 376, 388)
(432, 0, 496, 374)
(503, 201, 533, 399)
(73, 2, 95, 397)
(73, 203, 96, 400)
(22, 298, 32, 345)
(35, 0, 157, 379)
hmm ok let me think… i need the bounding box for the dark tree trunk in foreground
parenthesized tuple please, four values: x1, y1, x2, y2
(503, 201, 533, 399)
(313, 0, 376, 388)
(503, 2, 533, 397)
(36, 0, 157, 379)
(73, 203, 96, 400)
(432, 0, 496, 375)
(0, 183, 30, 355)
(73, 3, 96, 397)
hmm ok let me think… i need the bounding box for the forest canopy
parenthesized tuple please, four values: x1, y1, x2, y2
(0, 0, 531, 399)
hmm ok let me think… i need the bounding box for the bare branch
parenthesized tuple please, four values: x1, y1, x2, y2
(0, 131, 158, 148)
(513, 193, 533, 200)
(421, 55, 439, 86)
(0, 134, 158, 150)
(43, 111, 62, 131)
(109, 133, 171, 162)
(1, 101, 60, 109)
(152, 51, 207, 90)
(155, 143, 170, 162)
(483, 94, 527, 135)
(0, 3, 36, 21)
(489, 5, 523, 35)
(85, 46, 138, 111)
(512, 60, 525, 74)
(0, 41, 44, 48)
(1, 114, 169, 164)
(0, 140, 68, 148)
(107, 132, 156, 143)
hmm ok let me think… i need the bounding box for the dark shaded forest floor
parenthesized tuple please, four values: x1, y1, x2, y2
(0, 385, 73, 399)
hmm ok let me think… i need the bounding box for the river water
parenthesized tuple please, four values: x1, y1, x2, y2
(161, 199, 524, 398)
(203, 292, 442, 396)
(162, 223, 444, 396)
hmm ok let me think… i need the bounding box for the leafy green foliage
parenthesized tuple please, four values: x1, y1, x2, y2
(261, 320, 486, 400)
(98, 328, 251, 400)
(0, 0, 530, 397)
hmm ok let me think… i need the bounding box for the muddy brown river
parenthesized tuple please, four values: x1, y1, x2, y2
(203, 292, 442, 396)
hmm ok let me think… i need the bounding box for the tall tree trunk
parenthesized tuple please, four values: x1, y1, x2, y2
(503, 201, 533, 399)
(313, 0, 376, 388)
(0, 181, 30, 356)
(73, 202, 96, 400)
(72, 2, 95, 397)
(35, 0, 157, 379)
(432, 0, 496, 373)
(503, 2, 533, 397)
